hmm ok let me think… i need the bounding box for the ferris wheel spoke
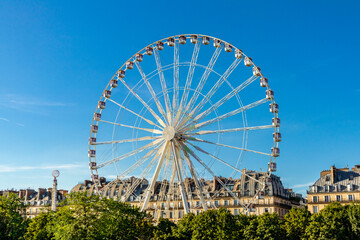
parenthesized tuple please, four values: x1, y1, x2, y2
(193, 75, 258, 123)
(182, 98, 269, 132)
(185, 125, 273, 136)
(180, 143, 208, 211)
(173, 41, 180, 117)
(185, 136, 271, 156)
(178, 141, 246, 209)
(135, 61, 168, 123)
(141, 141, 169, 211)
(190, 58, 243, 117)
(183, 47, 222, 118)
(171, 141, 190, 214)
(122, 153, 160, 201)
(118, 78, 166, 128)
(185, 141, 266, 184)
(107, 99, 162, 129)
(95, 136, 160, 145)
(154, 49, 172, 123)
(96, 139, 164, 169)
(100, 120, 163, 135)
(114, 148, 159, 182)
(176, 41, 201, 127)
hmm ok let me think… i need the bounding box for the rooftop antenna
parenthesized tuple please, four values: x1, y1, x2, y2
(51, 170, 60, 211)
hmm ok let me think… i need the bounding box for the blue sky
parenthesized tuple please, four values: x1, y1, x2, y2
(0, 1, 359, 195)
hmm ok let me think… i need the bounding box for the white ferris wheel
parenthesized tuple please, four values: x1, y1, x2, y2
(88, 34, 280, 214)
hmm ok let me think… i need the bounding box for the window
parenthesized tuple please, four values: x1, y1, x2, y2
(161, 203, 165, 209)
(312, 196, 319, 203)
(324, 195, 330, 202)
(178, 211, 183, 218)
(350, 175, 354, 180)
(169, 212, 173, 219)
(179, 202, 182, 208)
(326, 176, 330, 181)
(244, 183, 249, 190)
(348, 195, 354, 201)
(224, 200, 229, 206)
(336, 195, 341, 201)
(227, 185, 234, 190)
(234, 200, 239, 206)
(234, 209, 239, 215)
(313, 206, 318, 213)
(196, 201, 200, 207)
(265, 208, 269, 213)
(215, 200, 219, 206)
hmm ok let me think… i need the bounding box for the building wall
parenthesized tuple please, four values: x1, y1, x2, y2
(308, 164, 360, 214)
(72, 170, 301, 221)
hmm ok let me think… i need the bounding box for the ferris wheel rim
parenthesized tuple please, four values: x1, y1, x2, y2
(88, 34, 280, 215)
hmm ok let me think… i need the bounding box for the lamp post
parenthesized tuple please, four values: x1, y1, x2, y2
(51, 170, 60, 211)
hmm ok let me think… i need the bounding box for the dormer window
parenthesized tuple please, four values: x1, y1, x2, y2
(326, 176, 330, 181)
(350, 175, 354, 180)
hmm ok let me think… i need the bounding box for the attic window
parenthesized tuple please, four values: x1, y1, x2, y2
(326, 176, 330, 181)
(350, 175, 354, 180)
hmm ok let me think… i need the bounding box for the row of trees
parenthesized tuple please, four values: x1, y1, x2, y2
(1, 192, 360, 240)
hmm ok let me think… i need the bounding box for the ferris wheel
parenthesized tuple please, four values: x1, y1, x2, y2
(88, 34, 280, 214)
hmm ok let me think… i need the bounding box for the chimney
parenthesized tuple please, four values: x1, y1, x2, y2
(18, 189, 26, 199)
(330, 165, 336, 184)
(37, 188, 46, 200)
(25, 189, 35, 200)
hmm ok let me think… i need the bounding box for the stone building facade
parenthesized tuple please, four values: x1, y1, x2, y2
(307, 164, 360, 214)
(71, 169, 302, 221)
(0, 188, 68, 219)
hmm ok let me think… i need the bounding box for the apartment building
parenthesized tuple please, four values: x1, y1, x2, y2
(307, 164, 360, 214)
(72, 169, 302, 220)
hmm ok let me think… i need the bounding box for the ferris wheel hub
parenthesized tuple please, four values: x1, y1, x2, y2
(162, 126, 176, 141)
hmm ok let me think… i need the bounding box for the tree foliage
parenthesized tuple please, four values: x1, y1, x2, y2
(0, 193, 29, 240)
(24, 192, 154, 240)
(4, 191, 360, 240)
(153, 218, 177, 240)
(304, 202, 355, 240)
(24, 211, 54, 240)
(283, 207, 311, 240)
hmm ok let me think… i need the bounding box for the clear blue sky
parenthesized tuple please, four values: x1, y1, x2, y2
(0, 0, 359, 195)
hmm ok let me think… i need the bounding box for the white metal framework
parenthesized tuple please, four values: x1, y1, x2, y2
(88, 34, 280, 215)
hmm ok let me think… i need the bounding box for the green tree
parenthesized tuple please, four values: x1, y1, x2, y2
(243, 213, 285, 240)
(172, 213, 195, 240)
(49, 192, 154, 240)
(304, 202, 355, 240)
(0, 193, 29, 240)
(24, 211, 55, 240)
(234, 213, 252, 239)
(153, 217, 177, 240)
(283, 207, 311, 240)
(348, 203, 360, 238)
(243, 215, 259, 240)
(97, 197, 154, 240)
(190, 208, 237, 240)
(51, 192, 102, 240)
(256, 212, 285, 240)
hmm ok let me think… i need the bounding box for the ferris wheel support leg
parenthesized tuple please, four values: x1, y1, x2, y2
(141, 142, 169, 212)
(171, 141, 190, 214)
(181, 146, 208, 211)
